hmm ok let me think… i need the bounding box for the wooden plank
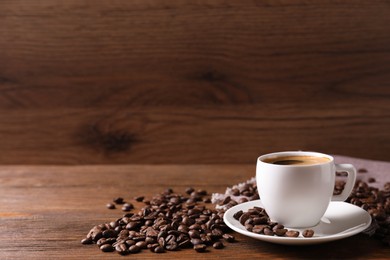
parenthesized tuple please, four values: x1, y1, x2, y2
(0, 165, 388, 259)
(0, 101, 388, 164)
(0, 1, 389, 163)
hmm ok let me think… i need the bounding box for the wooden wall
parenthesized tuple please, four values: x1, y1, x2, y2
(0, 0, 389, 164)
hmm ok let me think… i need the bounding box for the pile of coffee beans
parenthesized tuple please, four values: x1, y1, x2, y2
(346, 180, 390, 246)
(81, 188, 235, 255)
(234, 206, 314, 238)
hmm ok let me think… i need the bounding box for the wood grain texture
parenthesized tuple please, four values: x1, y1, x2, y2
(0, 0, 389, 164)
(0, 164, 389, 259)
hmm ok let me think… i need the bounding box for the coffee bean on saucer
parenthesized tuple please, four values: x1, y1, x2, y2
(285, 230, 300, 237)
(263, 228, 274, 236)
(233, 210, 243, 220)
(303, 229, 314, 238)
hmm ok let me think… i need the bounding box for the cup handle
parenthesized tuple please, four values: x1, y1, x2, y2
(332, 164, 357, 201)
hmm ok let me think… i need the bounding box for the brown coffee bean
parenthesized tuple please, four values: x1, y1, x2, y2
(285, 230, 300, 237)
(122, 203, 134, 212)
(100, 244, 114, 252)
(274, 228, 287, 236)
(189, 230, 200, 239)
(239, 212, 251, 225)
(81, 237, 92, 244)
(134, 196, 144, 202)
(233, 210, 243, 220)
(136, 241, 147, 249)
(213, 241, 224, 249)
(358, 168, 368, 173)
(106, 203, 116, 209)
(368, 177, 376, 183)
(191, 238, 203, 245)
(263, 228, 274, 236)
(113, 197, 124, 204)
(194, 243, 207, 252)
(128, 245, 140, 253)
(303, 229, 314, 238)
(222, 233, 235, 242)
(154, 245, 165, 253)
(115, 243, 128, 255)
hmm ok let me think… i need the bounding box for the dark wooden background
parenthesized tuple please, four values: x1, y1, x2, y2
(0, 0, 389, 164)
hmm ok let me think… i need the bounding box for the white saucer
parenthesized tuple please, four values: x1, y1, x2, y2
(224, 200, 371, 245)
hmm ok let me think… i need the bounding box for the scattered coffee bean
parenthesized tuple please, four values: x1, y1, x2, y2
(213, 241, 224, 249)
(106, 203, 115, 209)
(134, 196, 144, 202)
(303, 229, 314, 238)
(121, 203, 134, 212)
(194, 243, 207, 252)
(113, 197, 124, 204)
(368, 177, 376, 183)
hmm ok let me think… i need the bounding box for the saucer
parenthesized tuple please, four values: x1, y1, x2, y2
(223, 200, 371, 245)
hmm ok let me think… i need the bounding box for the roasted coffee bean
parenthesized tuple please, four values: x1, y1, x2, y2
(368, 177, 376, 183)
(154, 246, 165, 253)
(81, 237, 93, 245)
(358, 168, 368, 173)
(179, 239, 192, 248)
(96, 238, 107, 247)
(263, 228, 274, 236)
(166, 241, 178, 251)
(147, 243, 159, 250)
(303, 229, 314, 238)
(136, 241, 147, 249)
(213, 241, 224, 249)
(129, 245, 141, 253)
(194, 243, 207, 252)
(106, 203, 116, 210)
(233, 210, 243, 220)
(122, 203, 134, 212)
(189, 230, 200, 239)
(102, 229, 116, 238)
(239, 212, 251, 225)
(222, 233, 235, 242)
(115, 243, 128, 255)
(285, 230, 300, 237)
(113, 197, 124, 204)
(100, 244, 114, 252)
(134, 196, 144, 202)
(125, 239, 136, 247)
(191, 238, 203, 245)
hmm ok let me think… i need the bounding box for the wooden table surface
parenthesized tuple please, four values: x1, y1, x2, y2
(1, 165, 389, 259)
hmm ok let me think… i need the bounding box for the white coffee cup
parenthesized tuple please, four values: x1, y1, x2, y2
(256, 151, 356, 228)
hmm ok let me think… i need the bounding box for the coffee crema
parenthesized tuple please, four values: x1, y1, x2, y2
(263, 155, 330, 165)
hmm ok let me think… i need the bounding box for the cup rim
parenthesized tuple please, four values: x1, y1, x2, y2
(258, 151, 334, 167)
